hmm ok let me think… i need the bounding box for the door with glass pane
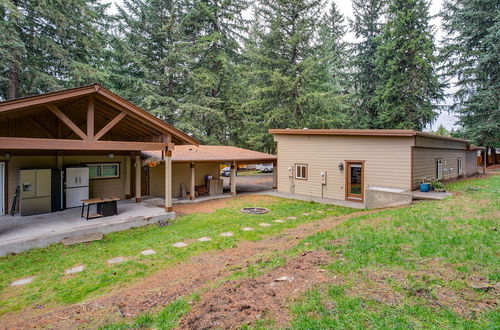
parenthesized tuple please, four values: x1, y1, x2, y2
(346, 162, 364, 202)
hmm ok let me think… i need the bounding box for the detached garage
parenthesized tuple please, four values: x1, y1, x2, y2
(269, 129, 480, 208)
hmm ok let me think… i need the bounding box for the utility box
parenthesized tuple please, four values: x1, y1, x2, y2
(320, 171, 327, 184)
(208, 178, 223, 196)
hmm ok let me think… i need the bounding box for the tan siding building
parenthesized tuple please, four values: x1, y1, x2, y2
(270, 129, 480, 207)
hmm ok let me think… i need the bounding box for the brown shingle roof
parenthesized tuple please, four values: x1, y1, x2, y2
(142, 145, 277, 163)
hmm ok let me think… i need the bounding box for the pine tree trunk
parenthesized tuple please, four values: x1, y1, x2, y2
(8, 62, 19, 100)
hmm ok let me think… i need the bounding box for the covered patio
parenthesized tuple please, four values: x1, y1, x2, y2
(0, 197, 170, 256)
(0, 84, 198, 218)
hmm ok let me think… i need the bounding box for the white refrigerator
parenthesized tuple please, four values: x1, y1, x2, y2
(65, 167, 89, 208)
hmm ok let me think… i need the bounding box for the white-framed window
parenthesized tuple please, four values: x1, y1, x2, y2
(457, 157, 463, 175)
(295, 164, 308, 180)
(435, 159, 443, 180)
(87, 163, 120, 179)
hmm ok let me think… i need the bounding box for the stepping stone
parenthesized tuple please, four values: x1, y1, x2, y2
(287, 216, 297, 220)
(221, 232, 234, 237)
(172, 242, 188, 248)
(107, 257, 125, 264)
(316, 210, 324, 214)
(198, 237, 212, 242)
(259, 223, 271, 227)
(11, 276, 34, 286)
(141, 249, 156, 256)
(242, 227, 254, 231)
(65, 265, 84, 274)
(303, 213, 311, 216)
(274, 219, 285, 223)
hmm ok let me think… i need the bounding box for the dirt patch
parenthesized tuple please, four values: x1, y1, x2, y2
(0, 208, 382, 329)
(179, 250, 334, 329)
(173, 195, 282, 215)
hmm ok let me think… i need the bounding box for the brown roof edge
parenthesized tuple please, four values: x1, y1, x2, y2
(0, 84, 99, 111)
(269, 129, 471, 144)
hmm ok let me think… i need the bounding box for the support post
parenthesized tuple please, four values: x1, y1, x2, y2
(190, 162, 196, 200)
(272, 161, 278, 189)
(87, 95, 94, 140)
(125, 156, 131, 199)
(135, 154, 141, 203)
(165, 149, 173, 212)
(230, 162, 236, 196)
(483, 149, 487, 174)
(56, 152, 63, 170)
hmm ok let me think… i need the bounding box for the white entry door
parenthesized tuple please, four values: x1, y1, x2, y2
(0, 162, 4, 215)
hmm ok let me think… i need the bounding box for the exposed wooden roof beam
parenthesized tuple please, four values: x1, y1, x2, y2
(28, 116, 56, 138)
(87, 95, 94, 140)
(95, 112, 127, 140)
(0, 137, 167, 151)
(47, 104, 88, 140)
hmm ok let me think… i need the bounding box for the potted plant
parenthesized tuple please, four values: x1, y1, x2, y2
(419, 177, 431, 192)
(431, 181, 446, 192)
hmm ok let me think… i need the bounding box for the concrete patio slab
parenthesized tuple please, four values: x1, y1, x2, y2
(173, 242, 188, 248)
(198, 237, 212, 242)
(140, 249, 156, 256)
(65, 265, 84, 274)
(221, 232, 234, 237)
(11, 276, 34, 286)
(107, 257, 125, 264)
(412, 190, 452, 200)
(0, 198, 174, 256)
(264, 191, 365, 209)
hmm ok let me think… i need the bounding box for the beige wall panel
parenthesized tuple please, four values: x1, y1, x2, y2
(149, 162, 220, 198)
(412, 148, 467, 188)
(465, 150, 479, 176)
(63, 155, 127, 200)
(415, 136, 467, 150)
(274, 135, 413, 200)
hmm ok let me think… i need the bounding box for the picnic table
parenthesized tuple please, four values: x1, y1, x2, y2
(81, 197, 119, 220)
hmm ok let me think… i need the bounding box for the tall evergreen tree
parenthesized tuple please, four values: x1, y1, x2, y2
(373, 0, 442, 130)
(441, 0, 500, 151)
(0, 0, 110, 100)
(350, 0, 387, 127)
(244, 0, 346, 151)
(176, 0, 249, 144)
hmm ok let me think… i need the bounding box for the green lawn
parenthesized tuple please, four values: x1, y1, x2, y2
(0, 196, 355, 316)
(100, 174, 499, 330)
(289, 174, 499, 329)
(237, 170, 269, 176)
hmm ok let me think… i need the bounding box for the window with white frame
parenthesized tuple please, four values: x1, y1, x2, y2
(435, 159, 443, 180)
(457, 157, 463, 175)
(87, 163, 120, 179)
(295, 164, 308, 180)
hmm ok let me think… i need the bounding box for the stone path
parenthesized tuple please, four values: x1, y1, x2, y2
(65, 265, 84, 274)
(108, 257, 126, 264)
(6, 211, 317, 286)
(11, 277, 34, 287)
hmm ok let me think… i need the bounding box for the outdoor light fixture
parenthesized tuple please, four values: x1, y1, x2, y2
(4, 152, 11, 159)
(108, 153, 114, 159)
(338, 162, 344, 171)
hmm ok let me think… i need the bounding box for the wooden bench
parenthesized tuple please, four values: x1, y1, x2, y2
(81, 197, 120, 220)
